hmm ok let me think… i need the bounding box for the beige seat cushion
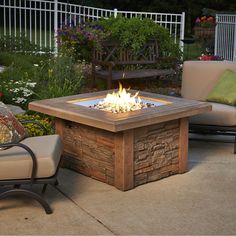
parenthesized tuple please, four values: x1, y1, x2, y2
(0, 135, 63, 180)
(181, 61, 236, 101)
(190, 102, 236, 126)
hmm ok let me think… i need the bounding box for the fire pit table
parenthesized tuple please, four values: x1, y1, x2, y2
(29, 90, 211, 191)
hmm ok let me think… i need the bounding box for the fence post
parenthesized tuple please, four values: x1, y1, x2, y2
(54, 0, 58, 54)
(180, 12, 185, 52)
(3, 0, 6, 36)
(214, 14, 219, 57)
(114, 8, 118, 18)
(233, 18, 236, 61)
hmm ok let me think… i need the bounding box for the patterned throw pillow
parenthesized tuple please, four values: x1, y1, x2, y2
(0, 102, 26, 144)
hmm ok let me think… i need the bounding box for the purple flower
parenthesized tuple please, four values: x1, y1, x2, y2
(195, 17, 201, 23)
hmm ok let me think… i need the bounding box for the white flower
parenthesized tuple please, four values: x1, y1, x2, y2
(23, 90, 33, 97)
(13, 97, 27, 104)
(26, 82, 37, 88)
(13, 88, 20, 93)
(34, 64, 39, 67)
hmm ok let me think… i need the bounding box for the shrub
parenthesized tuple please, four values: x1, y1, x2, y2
(0, 51, 49, 68)
(0, 52, 84, 108)
(33, 55, 85, 99)
(0, 62, 38, 109)
(97, 16, 181, 58)
(0, 35, 52, 53)
(58, 17, 181, 64)
(0, 52, 49, 109)
(0, 75, 36, 107)
(57, 21, 108, 62)
(16, 113, 54, 136)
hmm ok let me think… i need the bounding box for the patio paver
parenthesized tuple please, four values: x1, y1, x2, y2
(0, 185, 114, 235)
(0, 137, 235, 235)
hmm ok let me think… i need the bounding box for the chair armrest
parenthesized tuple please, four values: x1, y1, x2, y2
(0, 142, 37, 182)
(19, 120, 47, 135)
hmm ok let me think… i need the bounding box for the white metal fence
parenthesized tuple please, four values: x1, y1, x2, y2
(214, 14, 236, 61)
(0, 0, 185, 53)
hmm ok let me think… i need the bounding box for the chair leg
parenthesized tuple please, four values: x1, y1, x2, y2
(234, 136, 236, 154)
(54, 179, 59, 186)
(42, 179, 59, 194)
(0, 189, 52, 214)
(42, 184, 48, 194)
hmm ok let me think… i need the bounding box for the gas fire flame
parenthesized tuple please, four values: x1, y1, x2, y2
(96, 82, 144, 113)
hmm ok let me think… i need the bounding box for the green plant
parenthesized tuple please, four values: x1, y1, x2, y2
(195, 16, 215, 28)
(57, 21, 108, 62)
(58, 17, 181, 65)
(0, 51, 49, 68)
(0, 62, 38, 109)
(97, 16, 181, 59)
(0, 76, 36, 106)
(34, 55, 85, 99)
(0, 35, 39, 52)
(0, 52, 54, 109)
(0, 51, 85, 108)
(16, 113, 54, 136)
(0, 35, 52, 53)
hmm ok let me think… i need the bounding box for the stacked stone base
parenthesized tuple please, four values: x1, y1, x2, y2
(133, 120, 179, 186)
(60, 119, 180, 190)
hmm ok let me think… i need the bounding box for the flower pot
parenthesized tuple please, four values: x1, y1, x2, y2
(194, 26, 215, 40)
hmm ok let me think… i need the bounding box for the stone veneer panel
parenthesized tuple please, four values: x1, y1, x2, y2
(61, 119, 180, 189)
(62, 121, 115, 185)
(134, 120, 180, 186)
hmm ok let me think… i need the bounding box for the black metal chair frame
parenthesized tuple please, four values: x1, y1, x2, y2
(0, 120, 62, 214)
(189, 124, 236, 154)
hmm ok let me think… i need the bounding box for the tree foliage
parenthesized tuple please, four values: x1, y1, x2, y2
(63, 0, 236, 34)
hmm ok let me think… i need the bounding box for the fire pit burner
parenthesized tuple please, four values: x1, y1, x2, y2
(69, 96, 169, 112)
(69, 82, 170, 113)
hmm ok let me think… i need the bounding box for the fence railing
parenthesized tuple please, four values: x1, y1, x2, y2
(0, 0, 185, 53)
(215, 14, 236, 61)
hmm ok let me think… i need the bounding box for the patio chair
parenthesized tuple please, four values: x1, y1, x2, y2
(0, 103, 63, 214)
(181, 61, 236, 153)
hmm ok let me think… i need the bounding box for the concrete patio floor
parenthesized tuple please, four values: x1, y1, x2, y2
(0, 137, 236, 235)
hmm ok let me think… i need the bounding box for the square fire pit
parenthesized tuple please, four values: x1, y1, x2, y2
(29, 90, 211, 191)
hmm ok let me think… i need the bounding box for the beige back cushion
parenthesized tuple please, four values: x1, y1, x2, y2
(181, 61, 236, 101)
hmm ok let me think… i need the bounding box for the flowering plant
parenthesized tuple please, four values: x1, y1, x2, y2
(0, 78, 36, 106)
(0, 91, 3, 100)
(57, 21, 108, 62)
(16, 114, 54, 136)
(198, 54, 223, 61)
(195, 16, 215, 28)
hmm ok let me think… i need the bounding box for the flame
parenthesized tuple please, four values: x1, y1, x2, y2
(97, 82, 143, 113)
